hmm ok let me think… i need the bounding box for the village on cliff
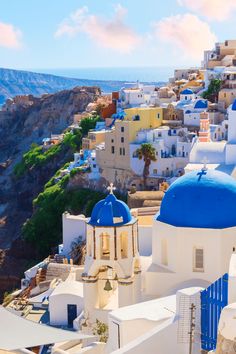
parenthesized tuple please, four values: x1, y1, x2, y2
(3, 39, 236, 354)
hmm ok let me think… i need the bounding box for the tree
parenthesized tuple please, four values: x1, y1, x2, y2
(202, 79, 222, 103)
(136, 143, 157, 187)
(80, 115, 101, 136)
(92, 319, 108, 343)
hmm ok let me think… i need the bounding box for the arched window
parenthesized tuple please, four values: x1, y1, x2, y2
(161, 239, 168, 266)
(120, 232, 128, 259)
(100, 233, 110, 260)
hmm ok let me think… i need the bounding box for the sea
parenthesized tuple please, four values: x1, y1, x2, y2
(32, 67, 176, 93)
(37, 66, 175, 84)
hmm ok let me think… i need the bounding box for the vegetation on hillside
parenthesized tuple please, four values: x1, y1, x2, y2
(23, 174, 106, 257)
(14, 115, 100, 178)
(202, 79, 222, 102)
(16, 113, 103, 257)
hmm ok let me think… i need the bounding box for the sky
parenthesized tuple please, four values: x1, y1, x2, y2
(0, 0, 236, 70)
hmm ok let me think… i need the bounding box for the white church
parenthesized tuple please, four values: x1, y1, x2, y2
(186, 98, 236, 178)
(39, 166, 236, 354)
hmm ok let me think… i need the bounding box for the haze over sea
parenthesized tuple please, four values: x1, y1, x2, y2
(36, 66, 175, 84)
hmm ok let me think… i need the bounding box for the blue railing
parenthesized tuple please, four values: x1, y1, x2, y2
(201, 273, 228, 351)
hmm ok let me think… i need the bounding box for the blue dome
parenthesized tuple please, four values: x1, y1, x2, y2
(181, 89, 193, 95)
(194, 99, 208, 109)
(89, 193, 132, 227)
(156, 169, 236, 229)
(232, 99, 236, 111)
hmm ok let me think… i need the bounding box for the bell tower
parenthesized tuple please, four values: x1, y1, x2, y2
(199, 112, 210, 142)
(82, 184, 141, 324)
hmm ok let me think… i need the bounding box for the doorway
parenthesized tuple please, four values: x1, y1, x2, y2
(67, 304, 77, 327)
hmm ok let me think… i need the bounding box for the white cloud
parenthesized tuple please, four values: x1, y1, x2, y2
(154, 14, 217, 61)
(0, 21, 22, 49)
(178, 0, 236, 21)
(55, 4, 141, 53)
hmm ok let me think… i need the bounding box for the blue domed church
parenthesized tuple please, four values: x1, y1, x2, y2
(145, 168, 236, 297)
(82, 184, 141, 323)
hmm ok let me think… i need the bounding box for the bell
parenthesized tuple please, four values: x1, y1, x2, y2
(104, 279, 112, 292)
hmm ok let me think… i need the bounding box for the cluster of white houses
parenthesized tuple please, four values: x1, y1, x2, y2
(4, 40, 236, 354)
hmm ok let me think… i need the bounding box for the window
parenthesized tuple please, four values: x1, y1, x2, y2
(153, 169, 157, 175)
(121, 127, 124, 132)
(123, 148, 125, 155)
(93, 164, 96, 168)
(193, 248, 204, 272)
(120, 147, 122, 155)
(161, 239, 168, 266)
(121, 137, 124, 143)
(157, 113, 160, 119)
(100, 233, 110, 260)
(120, 232, 128, 258)
(111, 146, 115, 154)
(111, 139, 114, 143)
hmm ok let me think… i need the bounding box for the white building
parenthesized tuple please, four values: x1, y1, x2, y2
(179, 88, 195, 102)
(130, 126, 194, 178)
(62, 212, 87, 257)
(49, 280, 84, 327)
(184, 99, 208, 127)
(186, 98, 236, 177)
(119, 83, 158, 108)
(20, 168, 236, 353)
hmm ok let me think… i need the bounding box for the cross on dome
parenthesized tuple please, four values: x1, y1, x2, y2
(107, 183, 116, 194)
(201, 156, 209, 171)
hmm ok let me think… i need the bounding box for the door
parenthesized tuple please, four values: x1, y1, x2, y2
(67, 304, 77, 328)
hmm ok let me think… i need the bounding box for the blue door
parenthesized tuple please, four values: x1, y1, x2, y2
(201, 273, 228, 351)
(67, 304, 77, 328)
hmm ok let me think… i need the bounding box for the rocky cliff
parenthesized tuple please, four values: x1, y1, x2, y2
(0, 86, 100, 246)
(0, 86, 100, 298)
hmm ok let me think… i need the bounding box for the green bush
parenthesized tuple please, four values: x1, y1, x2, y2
(202, 79, 222, 102)
(80, 115, 101, 136)
(63, 129, 82, 151)
(13, 130, 83, 178)
(23, 177, 107, 257)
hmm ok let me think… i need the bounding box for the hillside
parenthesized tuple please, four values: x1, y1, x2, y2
(0, 87, 102, 297)
(0, 68, 130, 104)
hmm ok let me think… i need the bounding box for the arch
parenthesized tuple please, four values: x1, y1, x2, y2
(100, 232, 110, 260)
(120, 231, 128, 259)
(87, 261, 127, 279)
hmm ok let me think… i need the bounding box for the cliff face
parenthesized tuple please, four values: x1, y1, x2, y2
(0, 86, 100, 247)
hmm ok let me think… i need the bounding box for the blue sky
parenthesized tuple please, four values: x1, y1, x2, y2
(0, 0, 236, 70)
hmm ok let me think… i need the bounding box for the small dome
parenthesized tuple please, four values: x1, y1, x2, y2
(181, 89, 193, 95)
(89, 193, 132, 227)
(194, 99, 208, 109)
(185, 110, 191, 114)
(156, 169, 236, 229)
(232, 99, 236, 111)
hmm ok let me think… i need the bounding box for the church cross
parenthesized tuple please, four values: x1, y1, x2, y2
(201, 156, 209, 171)
(107, 183, 116, 194)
